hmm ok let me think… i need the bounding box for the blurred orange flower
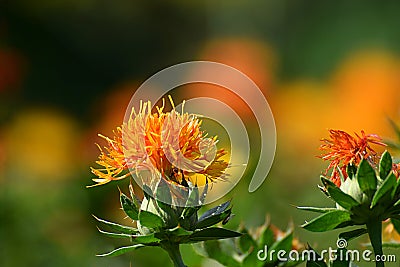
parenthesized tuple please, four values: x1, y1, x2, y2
(319, 129, 385, 186)
(90, 97, 228, 187)
(383, 221, 400, 243)
(272, 50, 400, 162)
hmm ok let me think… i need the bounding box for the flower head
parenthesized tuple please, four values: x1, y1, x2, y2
(319, 129, 386, 186)
(90, 128, 129, 186)
(90, 97, 228, 187)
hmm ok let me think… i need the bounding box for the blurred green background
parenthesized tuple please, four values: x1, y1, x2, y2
(1, 1, 400, 266)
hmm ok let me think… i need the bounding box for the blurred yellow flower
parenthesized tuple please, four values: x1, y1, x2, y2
(4, 108, 79, 180)
(90, 97, 228, 187)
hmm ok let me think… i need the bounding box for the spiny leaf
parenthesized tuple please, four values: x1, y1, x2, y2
(182, 207, 199, 220)
(139, 211, 165, 230)
(391, 178, 400, 199)
(195, 208, 232, 229)
(199, 200, 231, 221)
(129, 181, 142, 206)
(371, 172, 396, 208)
(356, 159, 377, 197)
(93, 215, 138, 234)
(267, 232, 294, 264)
(346, 164, 357, 179)
(96, 228, 160, 244)
(379, 151, 393, 179)
(165, 226, 192, 237)
(321, 177, 360, 210)
(120, 192, 139, 220)
(203, 240, 241, 267)
(96, 244, 145, 257)
(302, 210, 352, 232)
(320, 176, 337, 188)
(188, 227, 241, 242)
(132, 233, 160, 244)
(238, 229, 257, 253)
(180, 208, 198, 231)
(338, 228, 367, 241)
(305, 244, 328, 267)
(242, 249, 263, 267)
(97, 227, 136, 238)
(259, 226, 275, 248)
(297, 207, 337, 213)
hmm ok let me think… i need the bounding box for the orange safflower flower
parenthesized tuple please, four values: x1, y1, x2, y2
(89, 98, 228, 187)
(319, 129, 386, 186)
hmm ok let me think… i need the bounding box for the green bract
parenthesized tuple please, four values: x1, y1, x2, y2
(93, 179, 241, 267)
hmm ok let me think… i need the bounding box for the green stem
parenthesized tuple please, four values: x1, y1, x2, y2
(366, 221, 384, 267)
(162, 242, 187, 267)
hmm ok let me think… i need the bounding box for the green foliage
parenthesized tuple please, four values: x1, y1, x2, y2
(305, 244, 358, 267)
(321, 177, 360, 210)
(300, 150, 400, 267)
(188, 228, 241, 242)
(301, 210, 352, 232)
(120, 192, 139, 220)
(97, 244, 145, 257)
(346, 164, 357, 180)
(203, 240, 242, 267)
(300, 151, 400, 230)
(194, 219, 303, 267)
(356, 159, 377, 198)
(195, 201, 232, 229)
(93, 179, 240, 267)
(371, 173, 396, 208)
(93, 215, 138, 234)
(338, 228, 367, 242)
(379, 151, 393, 180)
(297, 207, 337, 213)
(139, 210, 165, 230)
